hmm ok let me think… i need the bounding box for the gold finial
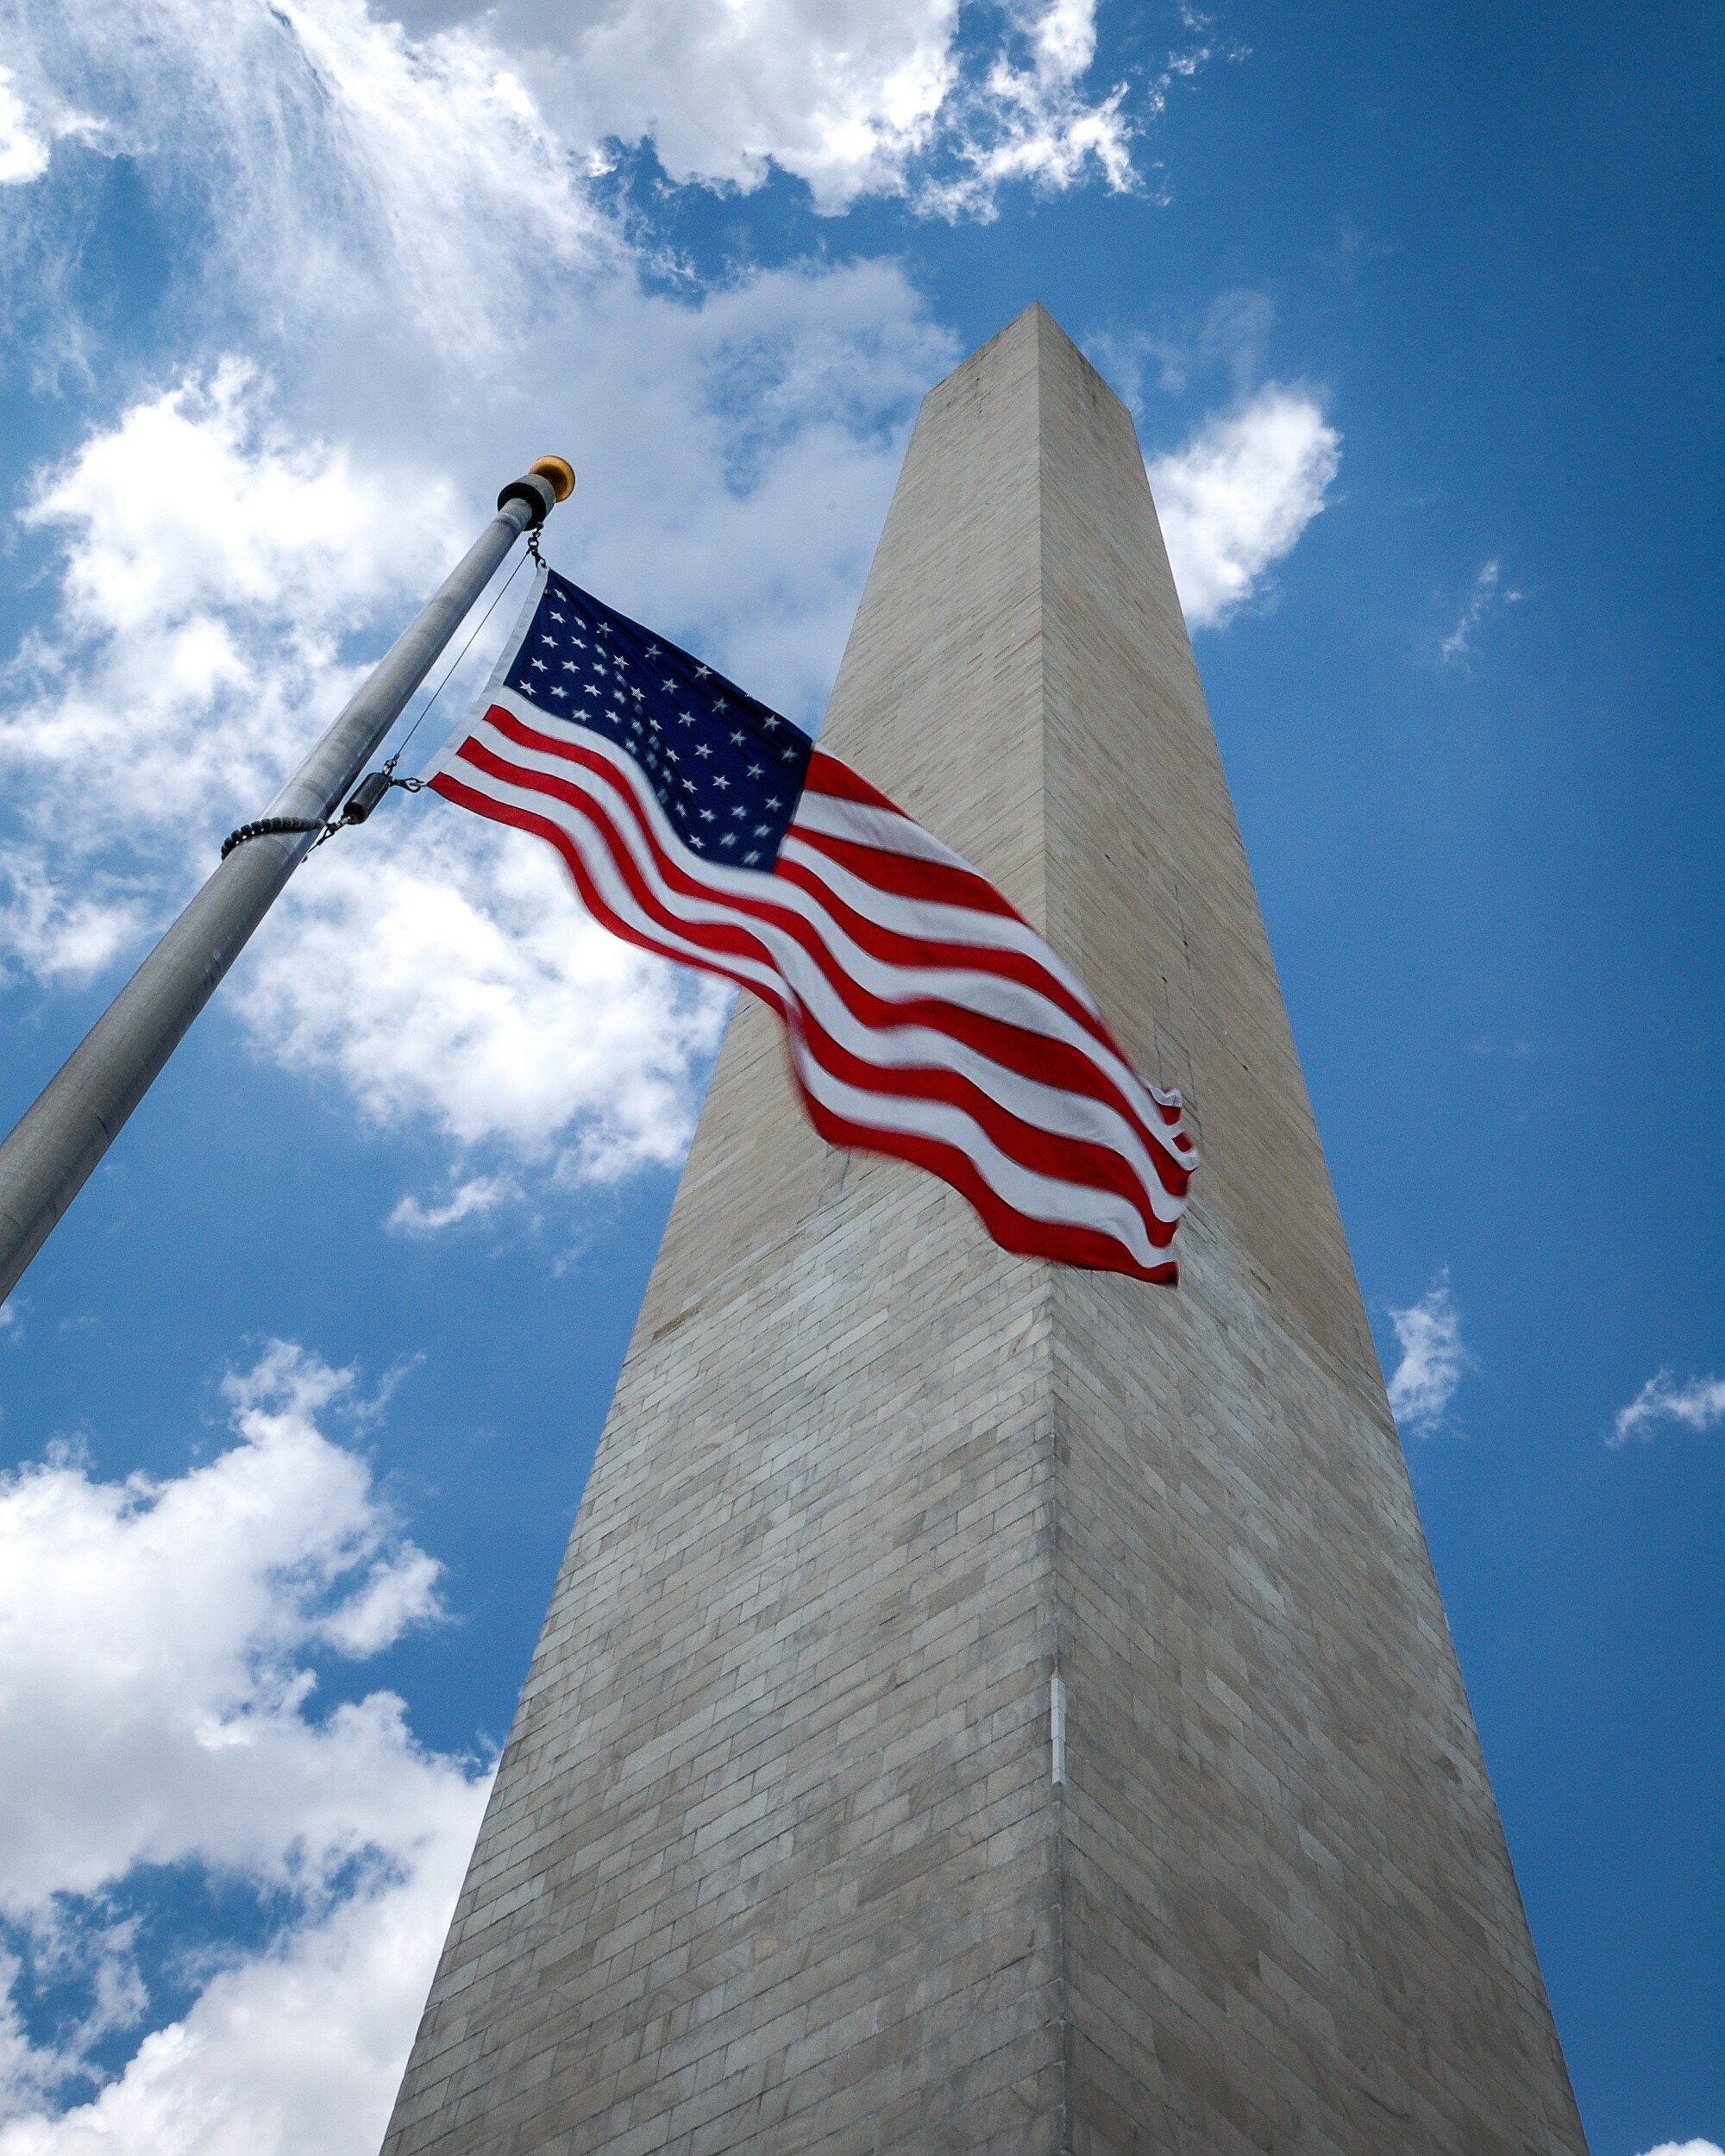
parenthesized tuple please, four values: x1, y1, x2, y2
(530, 455, 576, 502)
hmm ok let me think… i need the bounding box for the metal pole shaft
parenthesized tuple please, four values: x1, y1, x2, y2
(0, 461, 573, 1306)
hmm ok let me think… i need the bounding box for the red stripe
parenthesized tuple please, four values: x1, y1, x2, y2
(790, 824, 1022, 922)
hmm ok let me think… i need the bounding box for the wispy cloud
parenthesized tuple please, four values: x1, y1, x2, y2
(1610, 1370, 1725, 1449)
(1384, 1267, 1472, 1434)
(1441, 557, 1521, 667)
(387, 1175, 516, 1237)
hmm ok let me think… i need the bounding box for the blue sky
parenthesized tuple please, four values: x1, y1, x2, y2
(0, 2, 1719, 2149)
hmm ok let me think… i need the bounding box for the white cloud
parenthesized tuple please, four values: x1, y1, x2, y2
(1636, 2143, 1725, 2156)
(0, 1343, 486, 2147)
(368, 0, 1189, 217)
(1610, 1371, 1725, 1449)
(1441, 556, 1521, 667)
(1384, 1267, 1471, 1435)
(3, 364, 455, 880)
(234, 819, 730, 1179)
(1150, 384, 1340, 628)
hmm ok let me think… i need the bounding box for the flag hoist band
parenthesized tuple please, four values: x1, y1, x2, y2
(425, 566, 1196, 1282)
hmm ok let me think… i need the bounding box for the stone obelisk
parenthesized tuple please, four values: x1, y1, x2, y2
(384, 308, 1586, 2154)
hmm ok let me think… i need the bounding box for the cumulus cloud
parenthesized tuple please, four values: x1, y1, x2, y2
(234, 819, 730, 1180)
(3, 361, 455, 886)
(1440, 556, 1522, 667)
(1610, 1371, 1725, 1449)
(1384, 1267, 1471, 1435)
(369, 0, 1195, 217)
(1149, 384, 1340, 628)
(1636, 2143, 1725, 2156)
(0, 1344, 486, 2146)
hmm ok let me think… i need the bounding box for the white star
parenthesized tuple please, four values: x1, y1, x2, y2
(540, 635, 556, 647)
(562, 661, 579, 673)
(730, 730, 745, 746)
(646, 643, 661, 658)
(679, 711, 697, 727)
(743, 850, 761, 865)
(551, 686, 568, 699)
(699, 808, 715, 822)
(597, 623, 612, 636)
(549, 610, 564, 623)
(695, 743, 712, 759)
(713, 697, 728, 711)
(530, 659, 547, 672)
(713, 776, 730, 790)
(694, 663, 710, 679)
(766, 796, 781, 809)
(731, 805, 746, 819)
(662, 678, 677, 693)
(583, 685, 599, 698)
(763, 716, 780, 730)
(748, 762, 763, 778)
(719, 832, 736, 847)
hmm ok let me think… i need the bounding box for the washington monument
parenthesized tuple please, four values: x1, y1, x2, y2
(382, 307, 1586, 2153)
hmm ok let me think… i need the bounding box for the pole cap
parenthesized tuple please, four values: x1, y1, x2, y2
(530, 455, 576, 502)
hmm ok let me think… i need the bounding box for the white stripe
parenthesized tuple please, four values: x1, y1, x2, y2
(462, 711, 1194, 1171)
(442, 743, 1184, 1237)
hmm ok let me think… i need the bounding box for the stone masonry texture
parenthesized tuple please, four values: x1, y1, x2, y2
(382, 306, 1588, 2155)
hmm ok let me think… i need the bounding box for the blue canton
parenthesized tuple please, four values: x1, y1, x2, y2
(502, 570, 813, 867)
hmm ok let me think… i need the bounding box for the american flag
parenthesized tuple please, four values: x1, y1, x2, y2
(424, 567, 1196, 1282)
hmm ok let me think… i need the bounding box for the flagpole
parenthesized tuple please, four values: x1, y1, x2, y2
(0, 455, 575, 1307)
